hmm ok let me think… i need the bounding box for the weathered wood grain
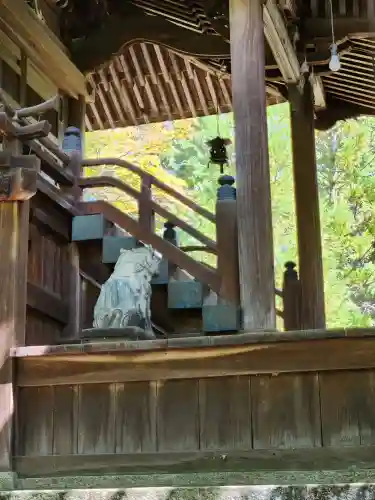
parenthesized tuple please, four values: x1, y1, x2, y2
(27, 282, 69, 324)
(77, 384, 116, 454)
(216, 197, 240, 304)
(289, 79, 325, 329)
(15, 336, 375, 386)
(0, 199, 29, 470)
(230, 0, 276, 329)
(14, 445, 375, 477)
(52, 385, 77, 455)
(357, 370, 375, 445)
(251, 373, 321, 449)
(26, 219, 69, 345)
(17, 387, 54, 456)
(156, 379, 200, 452)
(320, 370, 375, 446)
(199, 376, 252, 450)
(115, 382, 157, 453)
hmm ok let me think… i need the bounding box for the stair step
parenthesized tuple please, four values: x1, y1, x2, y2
(102, 235, 137, 263)
(151, 258, 169, 285)
(168, 280, 204, 309)
(72, 214, 108, 241)
(73, 216, 241, 335)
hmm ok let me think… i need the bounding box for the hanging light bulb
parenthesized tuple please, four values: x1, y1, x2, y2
(329, 43, 341, 72)
(300, 57, 309, 74)
(327, 0, 340, 72)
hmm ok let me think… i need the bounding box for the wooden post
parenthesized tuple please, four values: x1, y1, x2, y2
(216, 175, 240, 305)
(289, 78, 326, 329)
(62, 96, 86, 339)
(0, 51, 30, 475)
(163, 221, 178, 278)
(230, 0, 276, 330)
(139, 175, 155, 233)
(282, 261, 302, 330)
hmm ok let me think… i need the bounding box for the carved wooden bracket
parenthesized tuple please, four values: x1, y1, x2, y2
(0, 112, 51, 140)
(0, 153, 40, 201)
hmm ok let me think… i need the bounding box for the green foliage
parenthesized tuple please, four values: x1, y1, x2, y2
(84, 122, 193, 230)
(85, 106, 375, 328)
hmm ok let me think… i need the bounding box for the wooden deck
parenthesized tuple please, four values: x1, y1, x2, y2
(11, 329, 375, 479)
(12, 328, 375, 385)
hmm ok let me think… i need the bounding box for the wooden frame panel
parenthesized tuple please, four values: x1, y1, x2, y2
(13, 367, 375, 477)
(13, 332, 375, 386)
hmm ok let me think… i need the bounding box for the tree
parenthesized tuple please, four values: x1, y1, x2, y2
(315, 117, 375, 326)
(84, 103, 375, 328)
(84, 121, 194, 230)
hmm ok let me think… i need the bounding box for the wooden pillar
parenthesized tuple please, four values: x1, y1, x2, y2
(230, 0, 276, 330)
(0, 51, 29, 473)
(62, 95, 86, 339)
(289, 78, 325, 329)
(68, 95, 86, 153)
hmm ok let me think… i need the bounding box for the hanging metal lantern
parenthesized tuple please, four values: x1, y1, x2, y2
(206, 136, 232, 174)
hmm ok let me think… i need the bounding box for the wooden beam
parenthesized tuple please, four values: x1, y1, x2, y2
(230, 0, 276, 330)
(13, 333, 375, 386)
(0, 55, 30, 471)
(13, 445, 375, 477)
(27, 283, 69, 324)
(30, 207, 70, 241)
(0, 0, 87, 98)
(62, 95, 86, 341)
(263, 0, 326, 109)
(0, 202, 29, 469)
(263, 0, 300, 83)
(289, 78, 326, 329)
(0, 28, 57, 101)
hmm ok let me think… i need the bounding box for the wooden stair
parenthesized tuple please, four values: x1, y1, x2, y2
(0, 90, 302, 345)
(72, 208, 241, 336)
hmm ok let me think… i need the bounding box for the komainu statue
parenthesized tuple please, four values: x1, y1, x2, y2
(93, 244, 160, 334)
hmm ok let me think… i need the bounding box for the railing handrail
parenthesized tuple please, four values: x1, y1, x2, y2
(78, 200, 221, 293)
(82, 157, 216, 223)
(79, 175, 217, 252)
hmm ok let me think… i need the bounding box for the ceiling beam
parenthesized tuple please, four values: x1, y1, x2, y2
(263, 0, 326, 109)
(263, 0, 300, 82)
(0, 0, 87, 98)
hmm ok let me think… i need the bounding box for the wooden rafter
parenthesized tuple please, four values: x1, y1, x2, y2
(263, 0, 326, 109)
(263, 0, 300, 83)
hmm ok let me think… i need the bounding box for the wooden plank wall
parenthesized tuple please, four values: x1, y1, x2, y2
(15, 369, 375, 465)
(26, 192, 72, 345)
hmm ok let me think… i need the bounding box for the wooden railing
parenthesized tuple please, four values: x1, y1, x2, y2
(78, 173, 217, 252)
(0, 89, 303, 331)
(282, 261, 302, 330)
(81, 157, 215, 223)
(79, 158, 242, 304)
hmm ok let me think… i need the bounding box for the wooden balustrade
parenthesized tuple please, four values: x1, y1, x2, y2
(216, 175, 240, 304)
(282, 261, 302, 330)
(78, 175, 217, 252)
(81, 157, 216, 222)
(0, 89, 303, 331)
